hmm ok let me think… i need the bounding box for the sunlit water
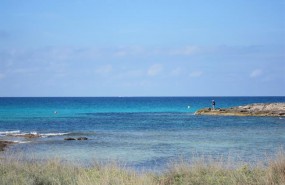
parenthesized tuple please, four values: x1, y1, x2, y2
(0, 97, 285, 171)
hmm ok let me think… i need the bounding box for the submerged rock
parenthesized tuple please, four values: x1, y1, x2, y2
(64, 137, 76, 140)
(64, 137, 88, 140)
(77, 137, 88, 140)
(195, 103, 285, 117)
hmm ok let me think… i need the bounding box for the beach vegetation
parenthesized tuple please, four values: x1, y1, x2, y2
(0, 150, 284, 185)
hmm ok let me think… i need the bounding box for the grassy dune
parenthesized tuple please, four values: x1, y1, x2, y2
(0, 151, 285, 185)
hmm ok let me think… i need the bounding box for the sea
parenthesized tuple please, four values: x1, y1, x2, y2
(0, 97, 285, 171)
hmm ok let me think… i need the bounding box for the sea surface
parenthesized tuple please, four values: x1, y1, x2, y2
(0, 97, 285, 171)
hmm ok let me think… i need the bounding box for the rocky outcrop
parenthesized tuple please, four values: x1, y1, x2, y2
(64, 137, 88, 140)
(77, 137, 88, 140)
(195, 103, 285, 117)
(8, 133, 41, 139)
(64, 137, 76, 140)
(0, 140, 14, 151)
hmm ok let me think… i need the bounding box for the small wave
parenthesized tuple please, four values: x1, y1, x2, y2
(12, 132, 69, 137)
(0, 130, 21, 135)
(1, 130, 93, 138)
(1, 131, 69, 138)
(40, 133, 69, 137)
(13, 140, 31, 144)
(9, 132, 33, 136)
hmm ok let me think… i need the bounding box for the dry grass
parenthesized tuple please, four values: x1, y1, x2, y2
(0, 151, 285, 185)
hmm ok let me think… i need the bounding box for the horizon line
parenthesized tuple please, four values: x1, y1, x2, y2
(0, 95, 284, 98)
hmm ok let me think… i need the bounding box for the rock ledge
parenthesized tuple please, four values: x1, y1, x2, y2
(195, 103, 285, 117)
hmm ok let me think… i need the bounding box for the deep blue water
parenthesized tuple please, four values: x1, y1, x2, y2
(0, 97, 285, 171)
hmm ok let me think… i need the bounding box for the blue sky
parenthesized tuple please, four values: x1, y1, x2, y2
(0, 0, 284, 96)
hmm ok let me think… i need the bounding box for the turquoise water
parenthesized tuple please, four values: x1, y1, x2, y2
(0, 97, 285, 171)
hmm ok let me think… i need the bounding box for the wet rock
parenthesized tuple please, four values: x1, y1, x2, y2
(64, 137, 76, 140)
(24, 134, 41, 138)
(0, 140, 14, 151)
(77, 137, 88, 140)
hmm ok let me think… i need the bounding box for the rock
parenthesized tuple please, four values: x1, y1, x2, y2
(64, 137, 88, 140)
(77, 137, 88, 140)
(0, 140, 14, 151)
(23, 134, 41, 138)
(195, 103, 285, 117)
(64, 137, 76, 140)
(8, 133, 41, 139)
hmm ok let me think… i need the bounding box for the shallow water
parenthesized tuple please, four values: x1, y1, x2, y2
(0, 97, 285, 171)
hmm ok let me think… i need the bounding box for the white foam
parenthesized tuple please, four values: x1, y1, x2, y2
(40, 132, 69, 137)
(0, 130, 69, 138)
(13, 140, 31, 144)
(0, 130, 21, 135)
(11, 132, 29, 136)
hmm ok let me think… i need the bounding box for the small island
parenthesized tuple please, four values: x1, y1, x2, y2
(195, 103, 285, 117)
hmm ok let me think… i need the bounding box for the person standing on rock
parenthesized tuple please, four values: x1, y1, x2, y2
(212, 100, 216, 110)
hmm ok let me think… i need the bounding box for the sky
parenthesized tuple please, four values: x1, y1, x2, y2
(0, 0, 284, 97)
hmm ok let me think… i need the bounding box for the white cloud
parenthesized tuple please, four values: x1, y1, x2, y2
(250, 69, 263, 78)
(113, 46, 145, 57)
(1, 46, 203, 68)
(189, 71, 203, 77)
(147, 64, 163, 76)
(169, 46, 199, 56)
